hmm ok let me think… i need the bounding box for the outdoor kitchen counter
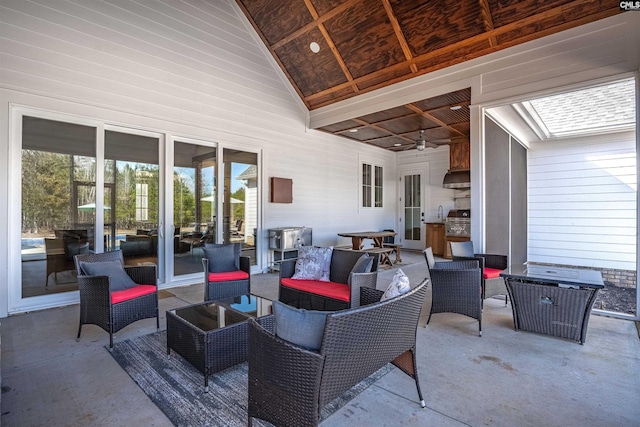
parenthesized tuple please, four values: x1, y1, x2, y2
(500, 264, 604, 344)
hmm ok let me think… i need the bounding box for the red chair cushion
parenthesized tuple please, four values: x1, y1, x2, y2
(484, 267, 503, 280)
(207, 270, 249, 282)
(112, 284, 156, 304)
(281, 278, 350, 302)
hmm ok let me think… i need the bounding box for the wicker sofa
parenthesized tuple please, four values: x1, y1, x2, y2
(248, 279, 428, 427)
(278, 248, 380, 310)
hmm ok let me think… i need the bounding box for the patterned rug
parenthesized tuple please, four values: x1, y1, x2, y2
(110, 331, 392, 426)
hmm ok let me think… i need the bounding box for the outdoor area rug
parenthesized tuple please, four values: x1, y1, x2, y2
(110, 331, 393, 426)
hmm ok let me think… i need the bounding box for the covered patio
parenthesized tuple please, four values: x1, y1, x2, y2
(1, 251, 638, 426)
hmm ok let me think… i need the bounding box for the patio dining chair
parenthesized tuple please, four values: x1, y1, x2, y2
(202, 242, 250, 301)
(449, 241, 508, 306)
(426, 257, 483, 336)
(74, 250, 159, 349)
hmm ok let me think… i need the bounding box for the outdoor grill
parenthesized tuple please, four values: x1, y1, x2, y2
(445, 210, 470, 237)
(268, 227, 312, 250)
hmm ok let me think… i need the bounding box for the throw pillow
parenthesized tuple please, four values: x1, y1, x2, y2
(203, 243, 238, 273)
(272, 300, 329, 351)
(347, 253, 374, 286)
(79, 260, 138, 292)
(291, 246, 333, 281)
(381, 268, 411, 301)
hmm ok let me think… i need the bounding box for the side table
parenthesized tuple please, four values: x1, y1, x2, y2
(166, 294, 273, 391)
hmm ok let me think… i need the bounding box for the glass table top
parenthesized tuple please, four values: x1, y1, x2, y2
(170, 294, 273, 332)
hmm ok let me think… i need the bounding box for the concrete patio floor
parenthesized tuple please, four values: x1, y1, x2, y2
(1, 250, 639, 426)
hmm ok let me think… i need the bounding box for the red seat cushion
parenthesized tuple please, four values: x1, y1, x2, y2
(484, 267, 503, 280)
(281, 278, 350, 302)
(112, 284, 156, 304)
(207, 270, 249, 283)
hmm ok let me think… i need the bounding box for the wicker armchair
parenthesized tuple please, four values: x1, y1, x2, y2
(74, 251, 159, 349)
(201, 243, 250, 301)
(449, 240, 508, 305)
(426, 257, 483, 336)
(248, 279, 428, 427)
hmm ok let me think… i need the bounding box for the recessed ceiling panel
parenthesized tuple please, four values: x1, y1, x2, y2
(487, 0, 572, 28)
(310, 0, 348, 16)
(377, 115, 440, 134)
(421, 127, 459, 140)
(241, 0, 313, 45)
(366, 136, 412, 149)
(275, 27, 348, 96)
(324, 0, 405, 79)
(391, 0, 485, 57)
(358, 105, 415, 124)
(413, 88, 472, 111)
(429, 108, 470, 126)
(317, 119, 362, 133)
(337, 127, 391, 141)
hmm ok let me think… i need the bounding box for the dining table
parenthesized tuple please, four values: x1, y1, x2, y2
(337, 231, 396, 250)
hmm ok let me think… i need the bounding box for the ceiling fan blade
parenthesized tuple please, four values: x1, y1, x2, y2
(425, 138, 451, 148)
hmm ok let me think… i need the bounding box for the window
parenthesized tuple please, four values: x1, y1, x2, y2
(374, 165, 383, 207)
(361, 161, 383, 208)
(135, 183, 149, 221)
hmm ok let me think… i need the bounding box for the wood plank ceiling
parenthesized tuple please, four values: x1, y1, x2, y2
(236, 0, 621, 151)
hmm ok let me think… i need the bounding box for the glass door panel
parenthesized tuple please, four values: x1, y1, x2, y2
(401, 171, 426, 250)
(21, 116, 96, 298)
(223, 149, 257, 265)
(173, 141, 217, 277)
(104, 131, 161, 273)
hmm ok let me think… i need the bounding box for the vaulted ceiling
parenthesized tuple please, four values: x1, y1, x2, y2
(236, 0, 621, 151)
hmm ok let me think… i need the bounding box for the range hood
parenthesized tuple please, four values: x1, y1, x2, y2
(443, 170, 470, 189)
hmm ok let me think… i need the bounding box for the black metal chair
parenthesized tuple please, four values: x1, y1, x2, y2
(202, 242, 250, 301)
(449, 241, 508, 305)
(426, 256, 483, 336)
(74, 251, 159, 349)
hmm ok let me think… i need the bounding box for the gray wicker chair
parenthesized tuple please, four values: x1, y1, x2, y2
(426, 257, 483, 336)
(74, 251, 159, 349)
(449, 240, 508, 305)
(201, 243, 250, 301)
(248, 279, 428, 427)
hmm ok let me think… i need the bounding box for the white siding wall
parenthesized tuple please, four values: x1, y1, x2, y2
(528, 133, 636, 270)
(0, 0, 395, 316)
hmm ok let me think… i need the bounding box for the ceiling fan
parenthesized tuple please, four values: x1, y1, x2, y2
(414, 130, 449, 151)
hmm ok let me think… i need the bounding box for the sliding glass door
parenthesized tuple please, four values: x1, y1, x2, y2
(12, 108, 261, 314)
(20, 116, 97, 298)
(223, 148, 258, 266)
(104, 129, 162, 279)
(173, 140, 218, 278)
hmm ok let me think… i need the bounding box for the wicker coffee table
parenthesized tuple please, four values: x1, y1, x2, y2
(166, 294, 274, 391)
(501, 264, 604, 344)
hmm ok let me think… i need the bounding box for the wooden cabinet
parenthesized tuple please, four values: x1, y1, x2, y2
(426, 223, 445, 256)
(449, 141, 470, 170)
(444, 236, 471, 259)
